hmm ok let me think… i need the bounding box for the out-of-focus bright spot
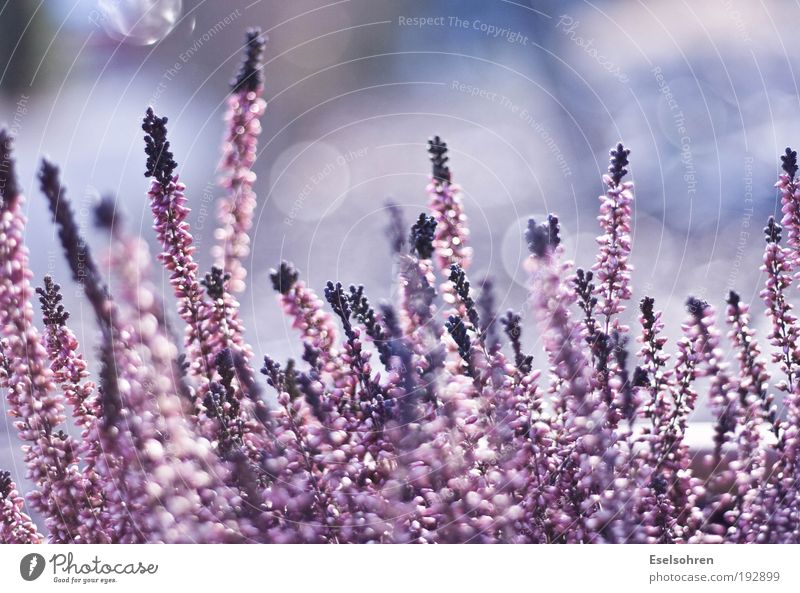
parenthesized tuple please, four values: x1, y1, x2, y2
(269, 141, 352, 222)
(98, 0, 182, 46)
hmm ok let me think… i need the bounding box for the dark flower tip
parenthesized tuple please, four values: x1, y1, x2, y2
(215, 347, 235, 375)
(651, 474, 668, 495)
(260, 355, 282, 389)
(547, 214, 561, 248)
(445, 314, 472, 374)
(526, 214, 560, 258)
(632, 366, 650, 388)
(324, 281, 351, 325)
(640, 295, 655, 318)
(726, 290, 741, 308)
(608, 142, 630, 186)
(765, 216, 782, 244)
(38, 158, 61, 199)
(0, 470, 10, 499)
(686, 296, 708, 318)
(36, 275, 69, 327)
(574, 268, 597, 315)
(500, 310, 522, 339)
(202, 266, 231, 301)
(142, 107, 177, 186)
(231, 28, 266, 94)
(269, 261, 299, 295)
(93, 194, 119, 230)
(0, 128, 19, 208)
(409, 213, 437, 259)
(781, 147, 798, 180)
(428, 135, 451, 183)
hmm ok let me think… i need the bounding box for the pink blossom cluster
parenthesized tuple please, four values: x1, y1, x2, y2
(3, 29, 800, 544)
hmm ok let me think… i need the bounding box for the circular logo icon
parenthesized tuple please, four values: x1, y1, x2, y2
(20, 553, 46, 581)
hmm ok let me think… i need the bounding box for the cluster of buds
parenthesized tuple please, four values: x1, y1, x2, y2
(5, 29, 800, 545)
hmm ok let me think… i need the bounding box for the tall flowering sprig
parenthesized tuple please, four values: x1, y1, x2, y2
(726, 291, 776, 437)
(39, 159, 169, 541)
(654, 336, 702, 542)
(427, 136, 472, 277)
(36, 276, 109, 542)
(325, 281, 385, 420)
(593, 143, 634, 334)
(526, 215, 587, 409)
(759, 216, 800, 543)
(529, 212, 639, 542)
(391, 214, 444, 411)
(143, 108, 215, 389)
(94, 196, 168, 330)
(724, 291, 770, 542)
(760, 217, 800, 416)
(774, 156, 800, 538)
(201, 270, 262, 440)
(683, 297, 735, 465)
(0, 471, 43, 543)
(638, 297, 673, 431)
(0, 132, 93, 543)
(777, 147, 800, 274)
(757, 217, 800, 542)
(39, 160, 112, 329)
(397, 214, 439, 343)
(573, 268, 599, 357)
(202, 266, 254, 372)
(214, 28, 267, 295)
(270, 261, 340, 374)
(94, 197, 180, 379)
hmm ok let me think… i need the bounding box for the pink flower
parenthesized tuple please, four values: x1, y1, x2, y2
(426, 136, 473, 288)
(593, 143, 634, 335)
(213, 29, 267, 296)
(0, 472, 43, 543)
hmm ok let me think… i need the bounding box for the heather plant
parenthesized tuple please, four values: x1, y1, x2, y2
(3, 29, 800, 544)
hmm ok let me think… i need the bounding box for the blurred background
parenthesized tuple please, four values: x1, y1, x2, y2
(0, 0, 797, 473)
